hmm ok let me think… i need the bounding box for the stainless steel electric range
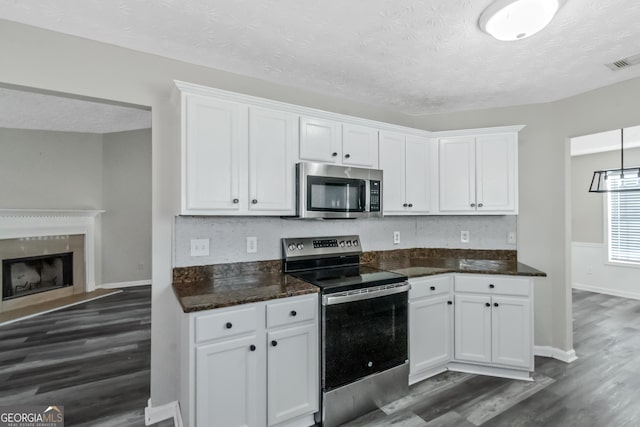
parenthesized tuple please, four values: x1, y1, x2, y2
(282, 235, 409, 427)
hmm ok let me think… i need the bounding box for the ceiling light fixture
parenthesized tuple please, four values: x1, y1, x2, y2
(589, 129, 640, 193)
(479, 0, 561, 41)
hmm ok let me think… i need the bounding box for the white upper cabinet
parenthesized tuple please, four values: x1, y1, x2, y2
(183, 95, 248, 213)
(342, 124, 379, 168)
(248, 107, 299, 214)
(299, 117, 341, 163)
(300, 117, 379, 167)
(438, 133, 518, 214)
(379, 132, 432, 215)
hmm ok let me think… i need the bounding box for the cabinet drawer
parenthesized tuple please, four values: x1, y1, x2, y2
(195, 306, 258, 343)
(454, 275, 530, 296)
(267, 295, 317, 329)
(410, 275, 452, 300)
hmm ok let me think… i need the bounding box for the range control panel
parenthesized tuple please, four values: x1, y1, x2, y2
(282, 235, 362, 259)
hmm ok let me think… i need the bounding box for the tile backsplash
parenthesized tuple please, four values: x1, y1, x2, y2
(174, 215, 517, 267)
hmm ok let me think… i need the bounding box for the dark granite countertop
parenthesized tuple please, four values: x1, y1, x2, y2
(366, 257, 546, 279)
(173, 262, 318, 313)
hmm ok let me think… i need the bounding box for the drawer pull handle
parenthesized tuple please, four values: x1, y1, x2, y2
(290, 310, 297, 317)
(485, 302, 490, 307)
(471, 203, 476, 207)
(332, 152, 338, 157)
(232, 198, 239, 204)
(271, 340, 278, 347)
(345, 153, 351, 159)
(447, 301, 453, 305)
(478, 203, 484, 208)
(249, 345, 256, 351)
(225, 322, 233, 329)
(494, 302, 499, 307)
(489, 284, 495, 289)
(252, 199, 258, 204)
(408, 203, 413, 207)
(430, 286, 436, 291)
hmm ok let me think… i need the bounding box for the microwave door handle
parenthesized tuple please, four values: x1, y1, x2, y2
(364, 180, 370, 212)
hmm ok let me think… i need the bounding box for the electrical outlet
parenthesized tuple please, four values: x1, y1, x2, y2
(393, 231, 401, 245)
(460, 230, 470, 243)
(137, 263, 144, 271)
(190, 238, 210, 257)
(246, 236, 258, 253)
(507, 232, 517, 244)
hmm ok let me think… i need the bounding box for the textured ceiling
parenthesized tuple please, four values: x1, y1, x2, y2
(2, 0, 640, 114)
(0, 87, 151, 133)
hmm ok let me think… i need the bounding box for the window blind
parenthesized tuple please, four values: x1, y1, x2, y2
(608, 176, 640, 264)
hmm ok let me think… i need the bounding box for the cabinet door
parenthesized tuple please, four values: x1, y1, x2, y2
(438, 137, 476, 212)
(342, 124, 379, 167)
(184, 95, 247, 212)
(248, 107, 299, 214)
(196, 335, 260, 427)
(405, 136, 431, 214)
(476, 134, 517, 213)
(379, 131, 407, 214)
(410, 294, 452, 375)
(491, 296, 532, 369)
(454, 294, 491, 364)
(299, 116, 341, 163)
(267, 323, 319, 426)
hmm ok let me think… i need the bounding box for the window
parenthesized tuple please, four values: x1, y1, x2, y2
(607, 175, 640, 265)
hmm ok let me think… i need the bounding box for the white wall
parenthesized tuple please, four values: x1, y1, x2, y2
(102, 128, 152, 284)
(175, 215, 517, 266)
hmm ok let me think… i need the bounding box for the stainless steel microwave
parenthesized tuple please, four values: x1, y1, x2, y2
(296, 162, 383, 219)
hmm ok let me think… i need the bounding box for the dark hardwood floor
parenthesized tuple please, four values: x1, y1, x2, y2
(0, 286, 152, 426)
(2, 287, 638, 426)
(345, 289, 640, 426)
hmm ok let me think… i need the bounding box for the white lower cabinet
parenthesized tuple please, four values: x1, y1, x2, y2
(180, 294, 319, 427)
(409, 274, 534, 385)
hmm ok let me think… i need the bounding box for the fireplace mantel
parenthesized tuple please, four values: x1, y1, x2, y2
(0, 209, 104, 292)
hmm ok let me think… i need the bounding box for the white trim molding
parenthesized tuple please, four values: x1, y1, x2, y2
(534, 346, 578, 363)
(0, 209, 104, 292)
(100, 280, 151, 289)
(145, 399, 183, 427)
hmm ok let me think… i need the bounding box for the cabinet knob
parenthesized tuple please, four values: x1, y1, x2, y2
(232, 198, 239, 204)
(271, 340, 278, 347)
(430, 286, 436, 291)
(470, 203, 476, 207)
(485, 302, 490, 307)
(447, 301, 453, 305)
(290, 310, 297, 317)
(345, 153, 351, 159)
(403, 203, 408, 207)
(251, 199, 258, 204)
(489, 284, 495, 289)
(249, 345, 256, 351)
(494, 302, 499, 307)
(408, 203, 413, 207)
(478, 203, 484, 208)
(225, 322, 233, 329)
(332, 152, 338, 157)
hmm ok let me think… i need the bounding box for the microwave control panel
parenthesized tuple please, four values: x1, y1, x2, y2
(369, 180, 381, 212)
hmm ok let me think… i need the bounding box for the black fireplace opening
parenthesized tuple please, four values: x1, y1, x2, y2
(2, 252, 73, 301)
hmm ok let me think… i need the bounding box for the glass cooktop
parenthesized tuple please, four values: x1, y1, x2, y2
(290, 265, 407, 294)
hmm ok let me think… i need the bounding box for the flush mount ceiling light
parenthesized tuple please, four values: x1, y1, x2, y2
(479, 0, 561, 41)
(590, 129, 640, 193)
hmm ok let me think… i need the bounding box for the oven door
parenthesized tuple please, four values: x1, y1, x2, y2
(321, 283, 409, 391)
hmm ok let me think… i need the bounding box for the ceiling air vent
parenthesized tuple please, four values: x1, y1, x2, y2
(606, 53, 640, 71)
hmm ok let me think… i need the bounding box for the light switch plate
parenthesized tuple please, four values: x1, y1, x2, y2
(507, 232, 517, 244)
(190, 238, 210, 257)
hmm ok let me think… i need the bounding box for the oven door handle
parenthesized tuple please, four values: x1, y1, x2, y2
(322, 282, 410, 306)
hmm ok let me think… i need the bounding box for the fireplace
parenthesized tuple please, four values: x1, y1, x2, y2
(2, 252, 74, 300)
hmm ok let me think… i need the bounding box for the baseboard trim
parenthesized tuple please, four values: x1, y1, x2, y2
(573, 283, 640, 301)
(534, 346, 578, 363)
(101, 280, 151, 289)
(145, 399, 183, 427)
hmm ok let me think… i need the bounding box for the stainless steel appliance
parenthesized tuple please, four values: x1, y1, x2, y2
(296, 162, 383, 219)
(282, 235, 409, 427)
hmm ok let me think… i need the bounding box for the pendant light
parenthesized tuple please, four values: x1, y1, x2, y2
(479, 0, 561, 41)
(589, 128, 640, 193)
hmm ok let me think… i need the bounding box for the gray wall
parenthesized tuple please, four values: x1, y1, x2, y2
(0, 128, 103, 209)
(175, 215, 517, 266)
(102, 128, 152, 283)
(571, 147, 640, 243)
